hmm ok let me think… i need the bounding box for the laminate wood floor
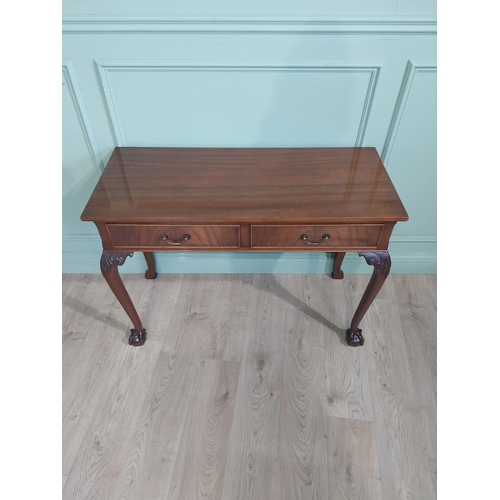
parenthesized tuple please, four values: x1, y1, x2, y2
(62, 273, 436, 500)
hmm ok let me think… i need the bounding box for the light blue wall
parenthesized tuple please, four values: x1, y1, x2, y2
(62, 1, 436, 275)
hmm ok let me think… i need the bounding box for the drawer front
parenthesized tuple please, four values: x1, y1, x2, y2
(107, 224, 240, 249)
(251, 225, 383, 249)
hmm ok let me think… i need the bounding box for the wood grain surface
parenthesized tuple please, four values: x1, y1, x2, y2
(222, 339, 284, 500)
(168, 359, 240, 499)
(107, 224, 241, 249)
(81, 147, 409, 224)
(325, 274, 374, 421)
(327, 417, 383, 500)
(277, 309, 329, 500)
(367, 297, 436, 499)
(62, 275, 150, 475)
(63, 273, 436, 500)
(393, 275, 437, 492)
(250, 224, 383, 249)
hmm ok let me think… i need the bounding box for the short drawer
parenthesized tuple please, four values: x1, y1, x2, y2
(251, 224, 383, 249)
(106, 224, 240, 249)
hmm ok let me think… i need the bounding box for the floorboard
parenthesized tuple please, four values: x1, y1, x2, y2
(62, 273, 437, 500)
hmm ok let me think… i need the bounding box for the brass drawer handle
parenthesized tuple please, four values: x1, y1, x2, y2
(300, 233, 330, 245)
(161, 233, 191, 245)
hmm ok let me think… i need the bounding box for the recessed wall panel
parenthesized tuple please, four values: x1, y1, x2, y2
(97, 63, 378, 147)
(62, 62, 102, 235)
(385, 63, 437, 238)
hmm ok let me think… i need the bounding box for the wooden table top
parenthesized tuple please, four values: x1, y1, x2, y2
(81, 147, 408, 224)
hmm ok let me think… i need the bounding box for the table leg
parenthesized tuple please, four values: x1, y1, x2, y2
(144, 252, 158, 279)
(346, 251, 391, 347)
(331, 252, 346, 279)
(100, 251, 147, 346)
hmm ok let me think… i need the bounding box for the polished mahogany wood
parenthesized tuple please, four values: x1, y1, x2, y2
(332, 252, 346, 279)
(144, 252, 157, 279)
(106, 224, 240, 249)
(100, 251, 147, 346)
(82, 147, 408, 348)
(81, 147, 408, 225)
(251, 224, 384, 249)
(346, 252, 392, 347)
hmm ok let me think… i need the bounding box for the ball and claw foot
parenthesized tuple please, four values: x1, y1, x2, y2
(129, 328, 147, 346)
(346, 328, 365, 347)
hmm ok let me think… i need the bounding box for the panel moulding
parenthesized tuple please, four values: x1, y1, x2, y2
(63, 16, 437, 35)
(95, 60, 381, 147)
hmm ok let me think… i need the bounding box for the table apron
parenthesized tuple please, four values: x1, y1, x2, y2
(96, 222, 396, 252)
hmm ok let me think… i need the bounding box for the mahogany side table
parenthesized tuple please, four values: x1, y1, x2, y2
(81, 147, 408, 347)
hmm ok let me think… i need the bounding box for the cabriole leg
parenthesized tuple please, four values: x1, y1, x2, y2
(100, 251, 147, 346)
(332, 252, 346, 279)
(346, 251, 391, 347)
(144, 252, 158, 279)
